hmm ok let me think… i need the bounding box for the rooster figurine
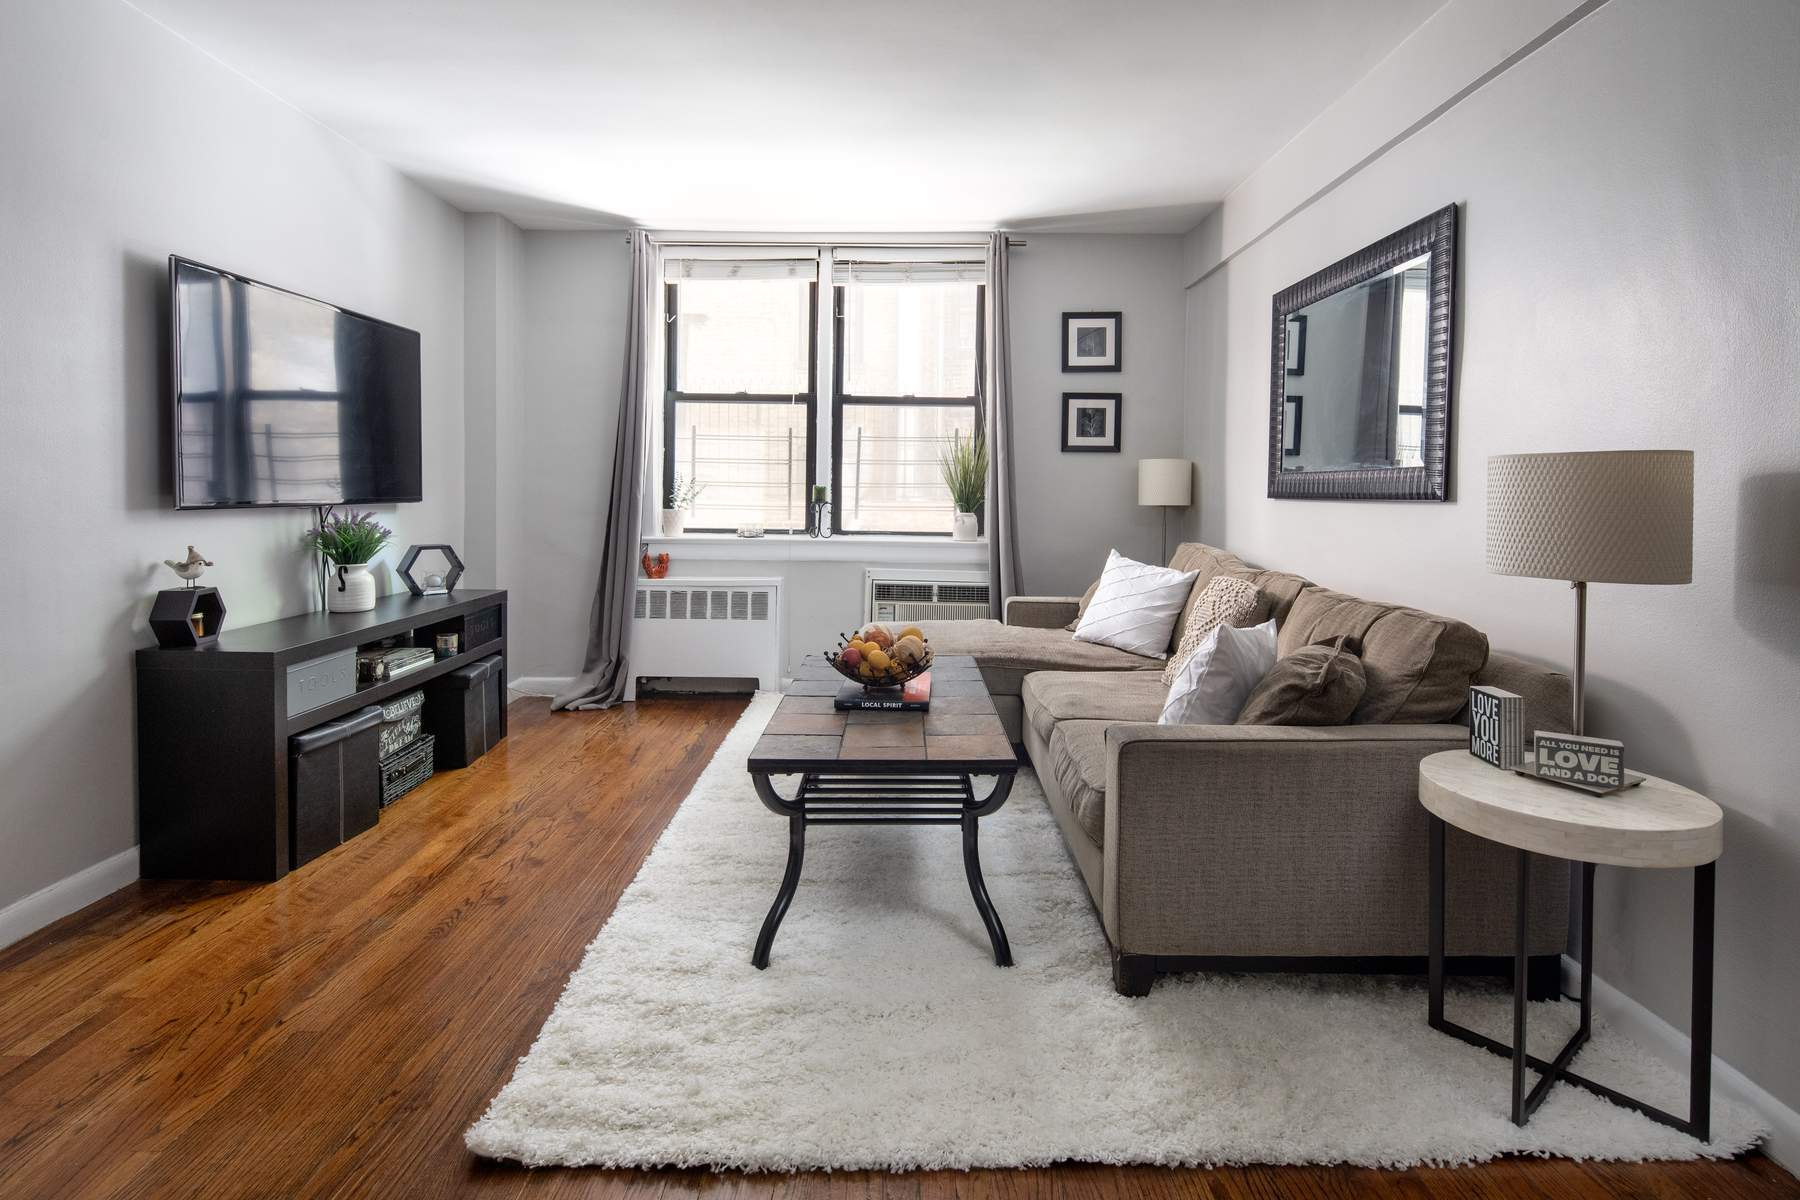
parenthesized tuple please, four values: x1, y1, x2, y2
(163, 545, 213, 587)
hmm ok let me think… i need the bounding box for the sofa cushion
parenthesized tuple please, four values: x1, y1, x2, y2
(1277, 587, 1489, 724)
(1247, 569, 1310, 625)
(1022, 670, 1167, 745)
(1164, 575, 1263, 684)
(1063, 576, 1103, 631)
(916, 619, 1160, 698)
(1073, 550, 1199, 658)
(1165, 543, 1255, 652)
(1236, 636, 1367, 726)
(1045, 720, 1112, 848)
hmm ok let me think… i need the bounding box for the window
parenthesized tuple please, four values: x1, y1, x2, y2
(663, 260, 817, 532)
(831, 261, 985, 534)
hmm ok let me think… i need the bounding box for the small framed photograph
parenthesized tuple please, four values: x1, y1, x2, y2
(1061, 392, 1122, 452)
(1283, 395, 1303, 456)
(1062, 311, 1122, 372)
(1285, 313, 1307, 376)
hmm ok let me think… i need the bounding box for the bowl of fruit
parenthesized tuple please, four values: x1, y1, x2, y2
(828, 623, 933, 689)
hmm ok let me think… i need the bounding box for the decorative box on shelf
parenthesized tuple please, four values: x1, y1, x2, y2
(1467, 685, 1525, 770)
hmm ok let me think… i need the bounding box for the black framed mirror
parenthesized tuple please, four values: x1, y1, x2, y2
(1268, 204, 1456, 501)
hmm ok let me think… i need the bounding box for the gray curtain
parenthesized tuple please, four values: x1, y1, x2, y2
(554, 231, 654, 711)
(984, 232, 1021, 618)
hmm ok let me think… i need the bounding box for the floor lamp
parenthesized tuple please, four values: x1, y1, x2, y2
(1485, 450, 1694, 737)
(1138, 458, 1192, 565)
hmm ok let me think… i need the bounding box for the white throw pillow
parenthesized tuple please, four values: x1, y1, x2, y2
(1071, 550, 1200, 659)
(1159, 618, 1279, 725)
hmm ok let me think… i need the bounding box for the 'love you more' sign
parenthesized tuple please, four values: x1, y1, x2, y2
(1532, 732, 1626, 793)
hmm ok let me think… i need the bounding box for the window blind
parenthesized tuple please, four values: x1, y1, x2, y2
(831, 259, 988, 285)
(663, 257, 817, 283)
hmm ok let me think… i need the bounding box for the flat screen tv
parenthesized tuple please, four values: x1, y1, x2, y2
(170, 256, 423, 509)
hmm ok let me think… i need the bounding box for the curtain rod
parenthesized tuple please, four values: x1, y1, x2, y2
(625, 234, 1026, 249)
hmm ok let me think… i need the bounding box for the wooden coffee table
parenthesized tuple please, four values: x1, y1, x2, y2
(746, 654, 1019, 969)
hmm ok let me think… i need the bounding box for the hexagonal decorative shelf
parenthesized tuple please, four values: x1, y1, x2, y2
(150, 586, 227, 648)
(398, 544, 465, 596)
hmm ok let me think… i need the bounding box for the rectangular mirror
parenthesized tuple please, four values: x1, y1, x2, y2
(1269, 205, 1456, 501)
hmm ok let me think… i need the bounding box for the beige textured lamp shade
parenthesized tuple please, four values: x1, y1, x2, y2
(1138, 458, 1192, 507)
(1487, 450, 1693, 583)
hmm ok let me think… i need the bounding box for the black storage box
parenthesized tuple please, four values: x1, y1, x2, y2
(288, 704, 384, 869)
(424, 654, 505, 769)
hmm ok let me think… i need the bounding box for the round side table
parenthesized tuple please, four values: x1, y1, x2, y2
(1418, 749, 1723, 1138)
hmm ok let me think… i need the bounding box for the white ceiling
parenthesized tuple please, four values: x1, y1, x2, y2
(129, 0, 1444, 233)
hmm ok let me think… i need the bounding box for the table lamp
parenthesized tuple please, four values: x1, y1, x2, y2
(1486, 450, 1693, 735)
(1138, 458, 1192, 565)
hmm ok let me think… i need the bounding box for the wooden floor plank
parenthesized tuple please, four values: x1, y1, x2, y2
(0, 696, 1790, 1200)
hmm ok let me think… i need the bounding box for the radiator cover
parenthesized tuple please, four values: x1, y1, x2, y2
(627, 577, 782, 699)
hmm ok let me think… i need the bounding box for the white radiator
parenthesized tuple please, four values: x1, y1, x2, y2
(626, 577, 783, 699)
(864, 570, 992, 624)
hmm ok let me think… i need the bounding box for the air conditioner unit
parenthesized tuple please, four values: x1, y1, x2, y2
(865, 570, 992, 624)
(627, 576, 783, 699)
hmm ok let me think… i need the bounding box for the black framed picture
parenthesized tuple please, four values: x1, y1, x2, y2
(1285, 313, 1307, 375)
(1061, 392, 1121, 452)
(1062, 311, 1121, 372)
(1283, 395, 1303, 457)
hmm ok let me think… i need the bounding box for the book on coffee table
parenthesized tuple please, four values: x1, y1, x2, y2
(834, 672, 931, 711)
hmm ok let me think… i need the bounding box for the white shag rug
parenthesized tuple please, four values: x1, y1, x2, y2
(467, 693, 1762, 1171)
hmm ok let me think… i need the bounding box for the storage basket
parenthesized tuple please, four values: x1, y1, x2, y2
(380, 689, 425, 723)
(379, 733, 434, 807)
(378, 712, 423, 758)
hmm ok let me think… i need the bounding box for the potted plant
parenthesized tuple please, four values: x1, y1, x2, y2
(301, 510, 392, 613)
(938, 432, 988, 542)
(662, 473, 705, 537)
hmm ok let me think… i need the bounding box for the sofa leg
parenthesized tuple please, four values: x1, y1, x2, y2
(1526, 954, 1561, 1002)
(1112, 951, 1155, 997)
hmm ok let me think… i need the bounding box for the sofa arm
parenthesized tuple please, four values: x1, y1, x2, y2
(1004, 595, 1080, 629)
(1099, 723, 1566, 960)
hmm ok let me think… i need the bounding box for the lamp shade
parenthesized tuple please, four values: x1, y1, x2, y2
(1138, 458, 1192, 507)
(1487, 450, 1693, 584)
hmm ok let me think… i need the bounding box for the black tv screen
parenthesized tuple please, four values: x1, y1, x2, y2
(171, 257, 423, 508)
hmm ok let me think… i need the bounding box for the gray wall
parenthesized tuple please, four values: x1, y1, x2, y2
(1010, 235, 1187, 593)
(0, 0, 467, 916)
(501, 231, 1187, 685)
(1183, 0, 1800, 1114)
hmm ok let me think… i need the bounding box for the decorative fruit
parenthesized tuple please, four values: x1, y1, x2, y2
(864, 647, 891, 672)
(898, 626, 925, 642)
(861, 625, 895, 650)
(840, 646, 862, 668)
(891, 635, 926, 666)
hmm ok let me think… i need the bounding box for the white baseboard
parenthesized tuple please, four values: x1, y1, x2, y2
(0, 846, 140, 952)
(1564, 957, 1797, 1168)
(508, 675, 573, 700)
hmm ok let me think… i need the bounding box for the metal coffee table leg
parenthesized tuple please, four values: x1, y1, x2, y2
(752, 811, 805, 970)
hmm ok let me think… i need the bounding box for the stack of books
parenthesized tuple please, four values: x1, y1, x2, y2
(834, 672, 932, 712)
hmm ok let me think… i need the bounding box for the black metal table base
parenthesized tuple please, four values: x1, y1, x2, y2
(1428, 814, 1714, 1139)
(751, 771, 1015, 969)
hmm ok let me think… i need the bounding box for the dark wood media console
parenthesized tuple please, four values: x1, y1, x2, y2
(136, 589, 507, 881)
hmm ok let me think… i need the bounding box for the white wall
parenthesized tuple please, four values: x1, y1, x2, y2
(1009, 235, 1188, 592)
(1183, 0, 1800, 1122)
(0, 0, 467, 920)
(501, 231, 1187, 686)
(463, 213, 525, 593)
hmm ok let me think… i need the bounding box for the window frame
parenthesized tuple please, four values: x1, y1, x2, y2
(661, 279, 820, 534)
(828, 281, 987, 537)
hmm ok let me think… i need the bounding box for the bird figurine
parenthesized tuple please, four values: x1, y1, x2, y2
(163, 546, 213, 587)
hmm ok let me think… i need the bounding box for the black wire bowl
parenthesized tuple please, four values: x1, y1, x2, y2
(824, 631, 934, 690)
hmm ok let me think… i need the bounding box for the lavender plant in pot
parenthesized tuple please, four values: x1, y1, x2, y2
(301, 511, 392, 613)
(938, 432, 987, 542)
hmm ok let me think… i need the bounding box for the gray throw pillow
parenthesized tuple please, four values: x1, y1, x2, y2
(1235, 636, 1367, 726)
(1064, 577, 1102, 632)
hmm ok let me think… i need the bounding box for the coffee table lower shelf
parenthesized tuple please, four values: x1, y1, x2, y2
(749, 770, 1016, 968)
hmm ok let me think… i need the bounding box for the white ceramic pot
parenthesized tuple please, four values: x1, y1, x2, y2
(952, 511, 979, 542)
(329, 562, 377, 613)
(661, 508, 687, 536)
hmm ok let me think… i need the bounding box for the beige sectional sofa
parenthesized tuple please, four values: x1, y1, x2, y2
(921, 543, 1571, 996)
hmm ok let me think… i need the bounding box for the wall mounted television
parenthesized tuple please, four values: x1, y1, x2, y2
(170, 256, 423, 509)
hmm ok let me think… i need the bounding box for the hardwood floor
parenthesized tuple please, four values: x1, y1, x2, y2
(0, 697, 1792, 1199)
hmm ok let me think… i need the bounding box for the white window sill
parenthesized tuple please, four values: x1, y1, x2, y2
(644, 532, 987, 564)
